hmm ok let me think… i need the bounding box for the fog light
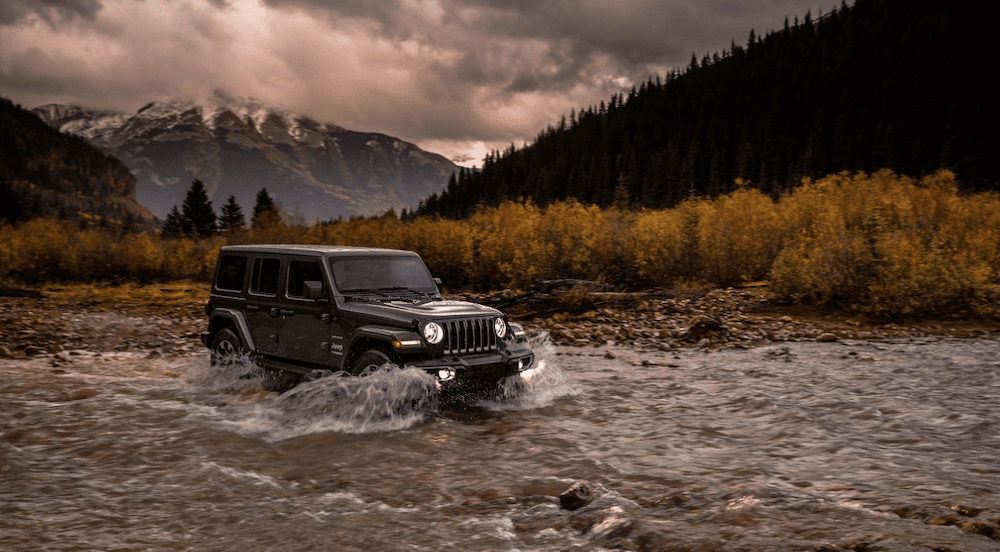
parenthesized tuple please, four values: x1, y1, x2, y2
(437, 367, 456, 381)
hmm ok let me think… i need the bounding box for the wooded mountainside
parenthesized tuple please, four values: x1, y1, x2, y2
(0, 97, 154, 227)
(417, 0, 992, 218)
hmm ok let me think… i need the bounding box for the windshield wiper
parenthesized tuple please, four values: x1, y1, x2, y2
(377, 286, 430, 296)
(343, 290, 391, 302)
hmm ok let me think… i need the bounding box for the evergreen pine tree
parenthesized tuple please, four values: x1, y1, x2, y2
(181, 179, 217, 237)
(251, 187, 281, 229)
(218, 195, 246, 232)
(0, 180, 25, 224)
(162, 206, 186, 238)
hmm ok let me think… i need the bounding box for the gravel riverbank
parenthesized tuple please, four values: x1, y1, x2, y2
(2, 284, 997, 361)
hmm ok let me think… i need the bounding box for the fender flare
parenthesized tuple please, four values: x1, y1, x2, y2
(343, 325, 423, 366)
(208, 308, 257, 353)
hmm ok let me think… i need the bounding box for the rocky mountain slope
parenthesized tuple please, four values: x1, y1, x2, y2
(33, 97, 459, 221)
(1, 97, 154, 226)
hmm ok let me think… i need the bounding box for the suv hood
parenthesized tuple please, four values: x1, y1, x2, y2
(340, 298, 502, 325)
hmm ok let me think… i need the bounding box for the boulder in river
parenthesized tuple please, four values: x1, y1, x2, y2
(559, 481, 593, 511)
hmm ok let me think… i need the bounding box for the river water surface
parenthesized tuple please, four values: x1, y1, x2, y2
(2, 336, 999, 551)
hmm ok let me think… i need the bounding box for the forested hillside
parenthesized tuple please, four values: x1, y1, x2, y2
(0, 97, 154, 227)
(418, 0, 992, 218)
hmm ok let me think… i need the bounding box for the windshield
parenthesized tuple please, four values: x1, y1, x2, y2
(330, 255, 438, 293)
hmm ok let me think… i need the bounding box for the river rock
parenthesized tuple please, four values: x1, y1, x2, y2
(588, 505, 633, 540)
(960, 520, 999, 539)
(559, 481, 593, 511)
(816, 332, 840, 342)
(683, 315, 727, 342)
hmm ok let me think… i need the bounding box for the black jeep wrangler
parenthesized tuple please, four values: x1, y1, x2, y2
(201, 244, 535, 392)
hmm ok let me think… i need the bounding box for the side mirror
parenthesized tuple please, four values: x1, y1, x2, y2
(303, 280, 326, 301)
(433, 277, 442, 286)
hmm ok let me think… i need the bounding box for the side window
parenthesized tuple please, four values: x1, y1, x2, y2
(287, 259, 325, 299)
(215, 255, 247, 292)
(250, 257, 281, 296)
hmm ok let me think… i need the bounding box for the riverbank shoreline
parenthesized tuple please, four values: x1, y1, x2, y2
(457, 285, 1000, 351)
(1, 281, 997, 360)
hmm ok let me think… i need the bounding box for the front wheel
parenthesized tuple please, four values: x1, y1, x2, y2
(352, 349, 393, 376)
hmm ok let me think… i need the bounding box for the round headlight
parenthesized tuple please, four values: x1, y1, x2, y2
(494, 318, 508, 339)
(423, 322, 444, 344)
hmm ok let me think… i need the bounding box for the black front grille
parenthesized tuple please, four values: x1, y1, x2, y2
(443, 318, 498, 355)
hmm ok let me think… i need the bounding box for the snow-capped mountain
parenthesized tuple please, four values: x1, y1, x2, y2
(33, 97, 459, 221)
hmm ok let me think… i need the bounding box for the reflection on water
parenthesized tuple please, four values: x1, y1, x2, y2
(2, 336, 1000, 551)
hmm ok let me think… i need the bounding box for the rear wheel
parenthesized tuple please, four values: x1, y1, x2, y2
(352, 349, 393, 376)
(210, 328, 300, 392)
(210, 328, 245, 367)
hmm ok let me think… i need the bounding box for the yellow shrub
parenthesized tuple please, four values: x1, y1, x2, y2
(537, 200, 614, 281)
(467, 201, 545, 289)
(770, 169, 998, 315)
(698, 188, 784, 286)
(631, 208, 686, 286)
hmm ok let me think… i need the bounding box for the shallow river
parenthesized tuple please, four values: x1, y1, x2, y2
(2, 336, 1000, 551)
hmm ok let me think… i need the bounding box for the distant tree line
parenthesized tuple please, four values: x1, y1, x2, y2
(418, 0, 994, 218)
(161, 180, 282, 238)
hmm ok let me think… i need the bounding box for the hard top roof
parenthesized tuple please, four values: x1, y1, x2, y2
(219, 244, 418, 257)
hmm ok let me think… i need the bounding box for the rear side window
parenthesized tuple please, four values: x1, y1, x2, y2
(215, 255, 247, 292)
(250, 257, 281, 296)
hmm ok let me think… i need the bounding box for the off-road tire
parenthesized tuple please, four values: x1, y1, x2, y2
(210, 328, 245, 367)
(352, 349, 393, 376)
(210, 328, 300, 392)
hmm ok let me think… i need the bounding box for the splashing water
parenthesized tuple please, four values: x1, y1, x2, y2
(186, 351, 271, 394)
(274, 366, 440, 434)
(189, 332, 576, 438)
(490, 331, 579, 410)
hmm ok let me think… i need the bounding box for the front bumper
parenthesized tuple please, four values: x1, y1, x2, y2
(405, 350, 535, 384)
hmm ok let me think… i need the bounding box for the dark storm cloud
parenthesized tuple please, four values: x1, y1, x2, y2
(261, 0, 826, 97)
(0, 0, 102, 26)
(1, 0, 835, 165)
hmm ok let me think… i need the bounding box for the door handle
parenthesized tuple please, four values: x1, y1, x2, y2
(246, 305, 260, 312)
(280, 309, 295, 316)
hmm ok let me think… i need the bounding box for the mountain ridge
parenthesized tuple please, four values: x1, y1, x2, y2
(33, 96, 459, 221)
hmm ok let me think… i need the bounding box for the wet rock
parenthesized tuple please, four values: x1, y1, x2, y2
(587, 505, 633, 540)
(959, 520, 999, 539)
(816, 332, 840, 342)
(930, 513, 963, 526)
(951, 504, 984, 517)
(559, 481, 593, 511)
(682, 315, 727, 342)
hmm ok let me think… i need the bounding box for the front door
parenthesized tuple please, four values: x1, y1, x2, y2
(279, 258, 334, 365)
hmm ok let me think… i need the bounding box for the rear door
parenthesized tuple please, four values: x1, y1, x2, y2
(245, 255, 283, 355)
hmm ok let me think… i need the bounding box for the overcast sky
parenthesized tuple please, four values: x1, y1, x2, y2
(1, 0, 837, 166)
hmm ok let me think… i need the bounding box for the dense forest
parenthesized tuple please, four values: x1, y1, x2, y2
(0, 97, 153, 227)
(417, 0, 992, 218)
